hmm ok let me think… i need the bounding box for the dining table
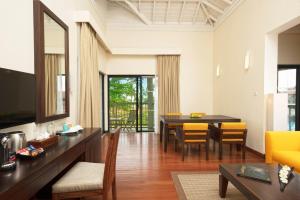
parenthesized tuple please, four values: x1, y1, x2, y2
(159, 115, 241, 152)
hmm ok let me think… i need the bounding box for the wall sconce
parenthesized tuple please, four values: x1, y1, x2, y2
(216, 64, 221, 77)
(244, 50, 251, 70)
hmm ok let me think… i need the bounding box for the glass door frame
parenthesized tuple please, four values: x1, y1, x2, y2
(278, 65, 300, 130)
(107, 75, 155, 132)
(99, 72, 105, 133)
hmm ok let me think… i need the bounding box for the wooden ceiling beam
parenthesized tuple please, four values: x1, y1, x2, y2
(165, 0, 171, 23)
(209, 14, 217, 22)
(138, 0, 141, 10)
(192, 1, 201, 24)
(220, 0, 232, 5)
(202, 0, 224, 14)
(178, 1, 186, 23)
(152, 0, 156, 22)
(200, 2, 213, 25)
(111, 0, 151, 25)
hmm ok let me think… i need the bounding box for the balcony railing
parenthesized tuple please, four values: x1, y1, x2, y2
(109, 102, 154, 132)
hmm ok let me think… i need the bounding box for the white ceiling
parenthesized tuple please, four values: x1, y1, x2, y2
(108, 0, 238, 26)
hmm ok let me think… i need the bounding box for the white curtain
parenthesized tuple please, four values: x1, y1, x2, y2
(156, 55, 180, 116)
(79, 23, 101, 128)
(45, 54, 59, 116)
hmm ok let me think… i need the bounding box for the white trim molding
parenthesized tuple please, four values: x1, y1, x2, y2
(73, 11, 112, 53)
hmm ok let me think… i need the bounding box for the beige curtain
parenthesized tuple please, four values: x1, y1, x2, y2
(45, 54, 59, 116)
(79, 23, 101, 128)
(157, 55, 180, 116)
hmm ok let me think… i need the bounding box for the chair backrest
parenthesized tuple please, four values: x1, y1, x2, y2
(182, 123, 209, 142)
(166, 112, 182, 116)
(220, 122, 247, 142)
(103, 127, 121, 192)
(127, 110, 136, 123)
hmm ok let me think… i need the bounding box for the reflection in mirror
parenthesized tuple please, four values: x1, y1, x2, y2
(44, 13, 66, 117)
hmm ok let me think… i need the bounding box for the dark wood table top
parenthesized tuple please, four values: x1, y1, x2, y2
(220, 163, 300, 200)
(0, 128, 101, 196)
(160, 115, 241, 123)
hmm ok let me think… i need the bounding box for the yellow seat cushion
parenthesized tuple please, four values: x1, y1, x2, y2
(272, 151, 300, 172)
(183, 123, 208, 131)
(221, 122, 246, 129)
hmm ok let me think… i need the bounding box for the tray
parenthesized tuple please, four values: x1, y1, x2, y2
(27, 135, 58, 149)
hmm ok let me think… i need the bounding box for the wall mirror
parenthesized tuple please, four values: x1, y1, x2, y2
(34, 0, 69, 123)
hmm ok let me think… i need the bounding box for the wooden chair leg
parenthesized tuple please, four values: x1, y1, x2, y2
(242, 144, 246, 160)
(112, 177, 117, 200)
(219, 143, 223, 160)
(230, 144, 232, 153)
(174, 139, 178, 152)
(213, 140, 216, 152)
(236, 144, 241, 151)
(182, 143, 185, 161)
(206, 142, 209, 160)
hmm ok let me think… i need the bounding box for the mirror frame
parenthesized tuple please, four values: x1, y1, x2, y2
(33, 0, 69, 123)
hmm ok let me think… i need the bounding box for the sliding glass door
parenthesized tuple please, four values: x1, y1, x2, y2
(108, 75, 155, 132)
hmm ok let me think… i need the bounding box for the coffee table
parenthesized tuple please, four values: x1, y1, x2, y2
(219, 163, 300, 200)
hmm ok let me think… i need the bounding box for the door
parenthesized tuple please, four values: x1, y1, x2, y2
(108, 75, 155, 132)
(278, 66, 299, 130)
(139, 76, 155, 132)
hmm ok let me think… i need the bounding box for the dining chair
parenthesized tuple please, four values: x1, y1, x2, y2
(52, 127, 121, 200)
(166, 112, 182, 141)
(123, 109, 136, 132)
(175, 123, 210, 161)
(216, 122, 247, 160)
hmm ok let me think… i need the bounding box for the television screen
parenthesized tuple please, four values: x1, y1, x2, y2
(0, 68, 36, 129)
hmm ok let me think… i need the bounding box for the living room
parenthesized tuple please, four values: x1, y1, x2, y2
(0, 0, 300, 199)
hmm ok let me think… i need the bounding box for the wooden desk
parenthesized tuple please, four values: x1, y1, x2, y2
(160, 115, 241, 152)
(0, 128, 102, 200)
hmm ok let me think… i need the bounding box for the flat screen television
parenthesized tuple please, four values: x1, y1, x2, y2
(0, 68, 36, 129)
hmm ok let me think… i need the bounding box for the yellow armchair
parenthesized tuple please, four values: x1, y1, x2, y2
(265, 131, 300, 171)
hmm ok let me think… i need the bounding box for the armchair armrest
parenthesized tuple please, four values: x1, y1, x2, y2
(265, 131, 300, 163)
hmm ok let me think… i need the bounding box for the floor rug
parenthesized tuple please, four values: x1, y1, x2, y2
(172, 172, 246, 200)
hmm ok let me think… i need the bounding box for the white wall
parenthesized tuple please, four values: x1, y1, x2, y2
(278, 33, 300, 65)
(107, 55, 156, 75)
(106, 30, 214, 115)
(213, 0, 300, 153)
(0, 0, 107, 140)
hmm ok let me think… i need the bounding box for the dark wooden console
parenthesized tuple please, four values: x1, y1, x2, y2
(0, 128, 102, 200)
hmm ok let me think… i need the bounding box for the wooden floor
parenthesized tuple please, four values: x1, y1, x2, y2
(100, 132, 264, 200)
